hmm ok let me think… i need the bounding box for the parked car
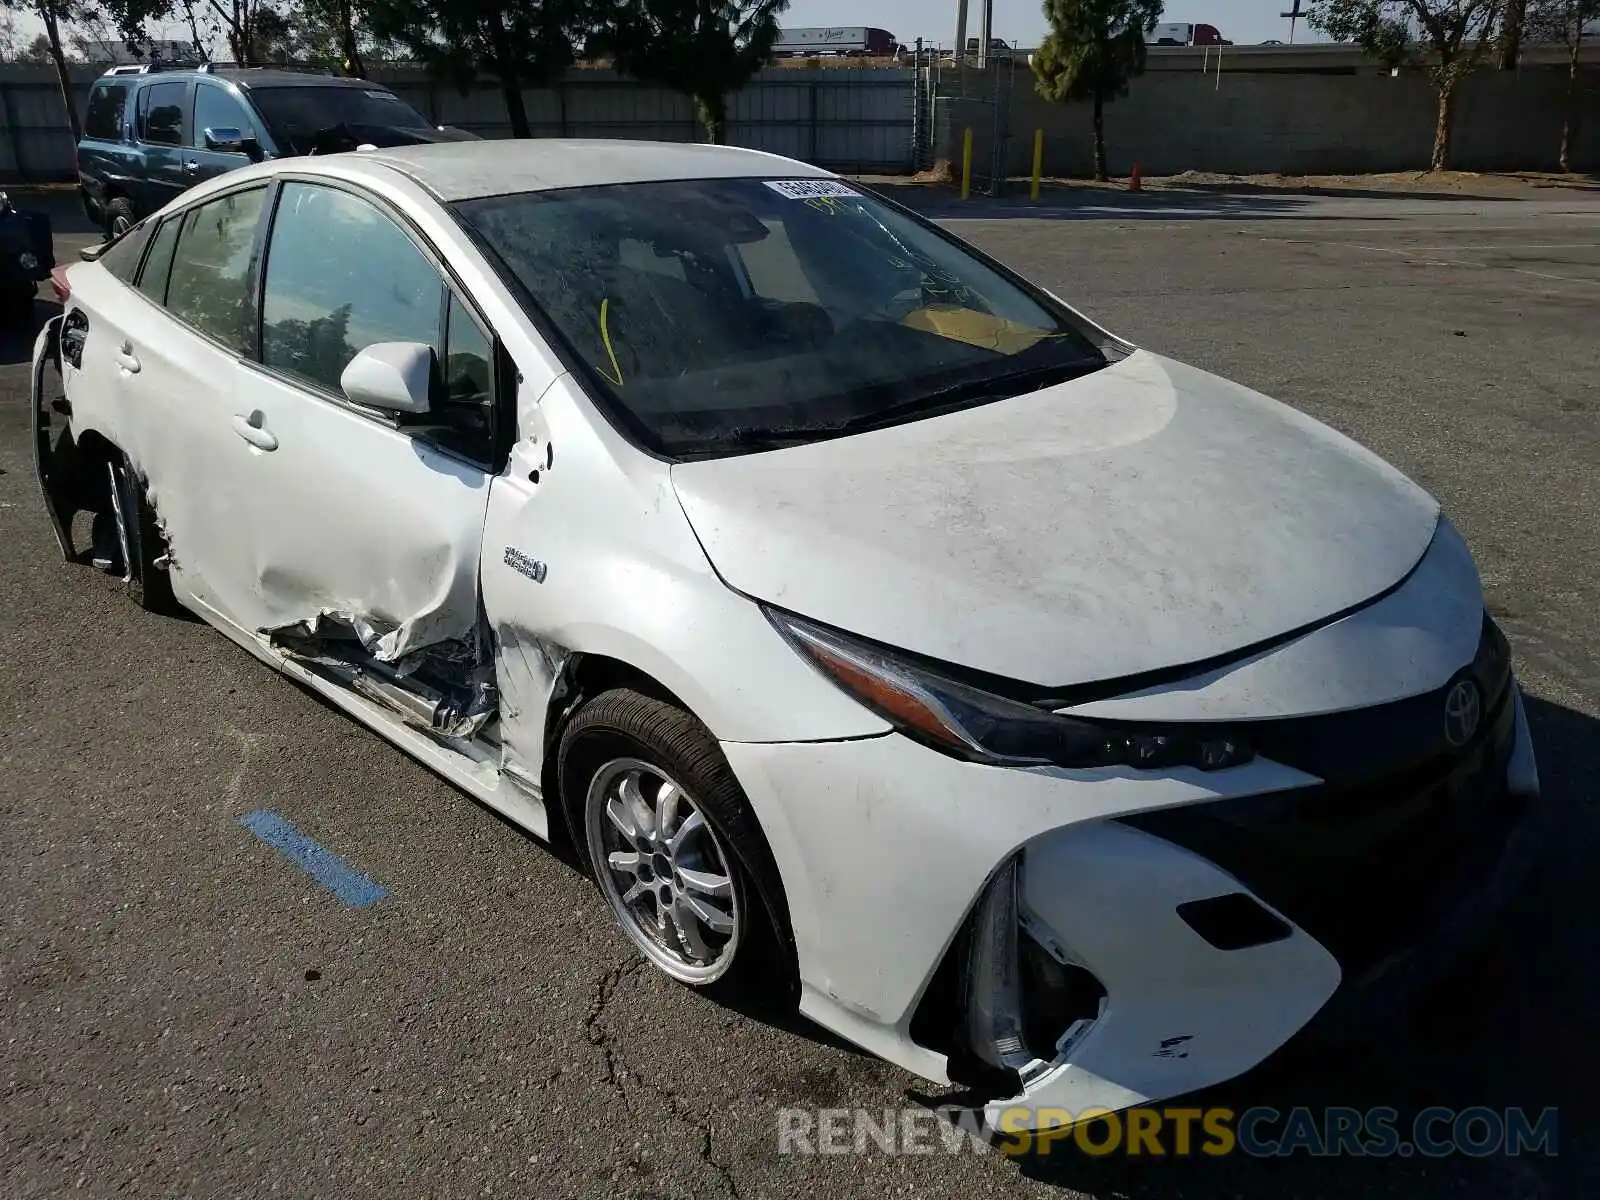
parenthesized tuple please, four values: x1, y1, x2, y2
(77, 65, 476, 239)
(0, 189, 52, 324)
(32, 141, 1541, 1129)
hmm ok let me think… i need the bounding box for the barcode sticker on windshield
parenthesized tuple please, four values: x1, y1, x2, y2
(764, 179, 859, 200)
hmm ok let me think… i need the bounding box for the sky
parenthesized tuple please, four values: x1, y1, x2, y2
(778, 0, 1323, 48)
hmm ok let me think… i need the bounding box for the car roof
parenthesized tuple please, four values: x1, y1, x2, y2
(105, 68, 387, 91)
(340, 139, 834, 202)
(224, 69, 387, 91)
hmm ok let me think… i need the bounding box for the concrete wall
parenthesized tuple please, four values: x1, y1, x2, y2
(0, 63, 917, 181)
(3, 57, 1596, 183)
(945, 66, 1600, 177)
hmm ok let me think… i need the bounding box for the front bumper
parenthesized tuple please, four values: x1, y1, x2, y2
(723, 679, 1541, 1126)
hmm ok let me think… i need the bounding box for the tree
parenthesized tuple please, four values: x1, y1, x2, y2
(202, 0, 282, 64)
(17, 30, 54, 61)
(173, 0, 215, 61)
(366, 0, 582, 137)
(0, 0, 162, 139)
(1031, 0, 1162, 182)
(239, 0, 373, 72)
(591, 0, 788, 145)
(1497, 0, 1524, 68)
(1308, 0, 1502, 171)
(1529, 0, 1600, 170)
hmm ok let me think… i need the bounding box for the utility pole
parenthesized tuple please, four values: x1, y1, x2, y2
(1279, 0, 1304, 43)
(955, 0, 969, 60)
(978, 0, 993, 67)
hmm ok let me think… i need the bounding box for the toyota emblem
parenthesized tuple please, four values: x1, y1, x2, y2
(1443, 678, 1482, 748)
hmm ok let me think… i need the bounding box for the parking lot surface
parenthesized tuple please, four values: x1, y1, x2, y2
(2, 184, 1597, 1199)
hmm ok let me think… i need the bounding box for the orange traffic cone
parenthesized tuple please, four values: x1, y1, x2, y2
(1129, 161, 1142, 192)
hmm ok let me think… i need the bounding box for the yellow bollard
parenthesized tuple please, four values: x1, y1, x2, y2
(1031, 129, 1044, 202)
(961, 128, 973, 200)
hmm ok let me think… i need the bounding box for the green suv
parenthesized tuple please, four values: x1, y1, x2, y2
(77, 65, 476, 238)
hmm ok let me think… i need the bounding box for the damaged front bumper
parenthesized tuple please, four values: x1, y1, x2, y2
(723, 680, 1542, 1129)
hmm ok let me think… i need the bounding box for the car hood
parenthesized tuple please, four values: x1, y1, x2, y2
(669, 350, 1441, 689)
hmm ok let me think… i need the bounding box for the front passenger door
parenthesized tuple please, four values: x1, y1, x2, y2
(187, 81, 261, 185)
(226, 180, 497, 661)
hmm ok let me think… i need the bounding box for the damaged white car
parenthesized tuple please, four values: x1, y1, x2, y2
(32, 142, 1543, 1126)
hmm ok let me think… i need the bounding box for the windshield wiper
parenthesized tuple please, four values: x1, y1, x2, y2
(671, 426, 830, 455)
(668, 358, 1105, 457)
(831, 357, 1104, 436)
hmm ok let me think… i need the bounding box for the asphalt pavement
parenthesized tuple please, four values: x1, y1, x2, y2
(2, 182, 1597, 1199)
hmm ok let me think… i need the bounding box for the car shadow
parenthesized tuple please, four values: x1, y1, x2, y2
(999, 692, 1596, 1197)
(0, 295, 61, 366)
(866, 179, 1578, 222)
(5, 188, 99, 235)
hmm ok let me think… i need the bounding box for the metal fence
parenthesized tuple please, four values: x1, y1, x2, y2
(922, 58, 1021, 193)
(0, 62, 925, 182)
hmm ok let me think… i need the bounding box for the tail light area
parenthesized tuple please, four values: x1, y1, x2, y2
(910, 853, 1107, 1097)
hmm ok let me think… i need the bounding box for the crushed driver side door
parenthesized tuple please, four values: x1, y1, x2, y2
(215, 179, 501, 675)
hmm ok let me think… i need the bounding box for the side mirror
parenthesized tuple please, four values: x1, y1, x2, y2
(204, 126, 261, 159)
(340, 342, 435, 414)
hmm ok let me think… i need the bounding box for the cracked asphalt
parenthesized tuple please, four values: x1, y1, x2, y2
(2, 182, 1597, 1199)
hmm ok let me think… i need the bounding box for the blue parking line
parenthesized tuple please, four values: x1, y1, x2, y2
(238, 810, 389, 908)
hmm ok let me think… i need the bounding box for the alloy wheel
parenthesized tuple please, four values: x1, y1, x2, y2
(585, 757, 741, 984)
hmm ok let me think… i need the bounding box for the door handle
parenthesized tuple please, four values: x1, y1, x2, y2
(231, 411, 278, 452)
(115, 339, 140, 374)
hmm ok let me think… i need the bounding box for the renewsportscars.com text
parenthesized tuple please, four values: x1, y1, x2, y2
(777, 1105, 1559, 1158)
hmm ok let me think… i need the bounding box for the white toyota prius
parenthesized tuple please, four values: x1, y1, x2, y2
(32, 141, 1542, 1125)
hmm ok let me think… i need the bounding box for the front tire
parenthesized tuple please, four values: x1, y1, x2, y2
(103, 197, 135, 242)
(558, 688, 792, 998)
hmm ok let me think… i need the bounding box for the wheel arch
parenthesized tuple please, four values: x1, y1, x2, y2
(541, 649, 799, 982)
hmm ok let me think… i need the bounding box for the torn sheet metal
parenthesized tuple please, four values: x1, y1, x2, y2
(272, 612, 498, 741)
(269, 608, 407, 661)
(494, 623, 570, 793)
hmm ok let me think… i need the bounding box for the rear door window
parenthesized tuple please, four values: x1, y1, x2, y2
(84, 83, 128, 141)
(139, 81, 189, 146)
(164, 186, 268, 353)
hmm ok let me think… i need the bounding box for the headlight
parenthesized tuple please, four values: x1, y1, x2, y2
(767, 608, 1253, 771)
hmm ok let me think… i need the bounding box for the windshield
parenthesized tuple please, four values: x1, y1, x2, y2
(249, 85, 433, 153)
(453, 178, 1107, 457)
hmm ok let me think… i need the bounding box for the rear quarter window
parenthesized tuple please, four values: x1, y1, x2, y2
(96, 219, 155, 282)
(84, 83, 128, 141)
